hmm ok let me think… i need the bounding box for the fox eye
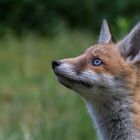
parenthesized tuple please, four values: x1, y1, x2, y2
(91, 58, 102, 66)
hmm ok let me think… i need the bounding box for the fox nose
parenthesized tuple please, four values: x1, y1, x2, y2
(52, 60, 62, 69)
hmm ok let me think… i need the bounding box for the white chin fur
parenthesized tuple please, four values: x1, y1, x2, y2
(55, 63, 128, 103)
(55, 63, 120, 91)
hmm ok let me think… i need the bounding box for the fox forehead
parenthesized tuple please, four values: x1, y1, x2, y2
(85, 44, 120, 58)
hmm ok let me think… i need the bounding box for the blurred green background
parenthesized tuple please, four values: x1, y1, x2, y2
(0, 0, 140, 140)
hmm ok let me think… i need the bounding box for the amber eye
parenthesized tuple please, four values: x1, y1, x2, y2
(91, 58, 102, 66)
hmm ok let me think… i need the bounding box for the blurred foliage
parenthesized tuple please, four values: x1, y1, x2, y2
(0, 0, 140, 36)
(0, 31, 98, 140)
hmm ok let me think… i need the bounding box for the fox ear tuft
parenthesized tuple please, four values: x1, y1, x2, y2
(118, 22, 140, 63)
(98, 19, 114, 44)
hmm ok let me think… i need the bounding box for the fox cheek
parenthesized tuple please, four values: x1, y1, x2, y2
(74, 63, 88, 75)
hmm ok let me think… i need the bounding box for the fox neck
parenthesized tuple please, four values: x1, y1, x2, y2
(85, 90, 139, 140)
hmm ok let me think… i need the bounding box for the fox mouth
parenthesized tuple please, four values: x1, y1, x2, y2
(55, 73, 93, 88)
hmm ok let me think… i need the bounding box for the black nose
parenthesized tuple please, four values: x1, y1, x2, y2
(52, 60, 61, 69)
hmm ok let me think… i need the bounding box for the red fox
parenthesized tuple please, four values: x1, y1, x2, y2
(52, 20, 140, 140)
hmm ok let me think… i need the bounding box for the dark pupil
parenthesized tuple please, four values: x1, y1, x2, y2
(93, 59, 102, 66)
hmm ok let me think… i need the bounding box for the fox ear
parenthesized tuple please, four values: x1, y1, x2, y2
(118, 22, 140, 63)
(98, 19, 114, 44)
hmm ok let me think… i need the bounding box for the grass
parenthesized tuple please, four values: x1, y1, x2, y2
(0, 30, 98, 140)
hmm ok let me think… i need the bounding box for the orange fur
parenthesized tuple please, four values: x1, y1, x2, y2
(62, 43, 140, 132)
(52, 20, 140, 139)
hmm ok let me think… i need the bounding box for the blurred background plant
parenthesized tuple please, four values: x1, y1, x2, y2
(0, 0, 140, 140)
(0, 0, 140, 36)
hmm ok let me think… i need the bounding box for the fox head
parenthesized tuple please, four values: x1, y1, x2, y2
(52, 20, 140, 101)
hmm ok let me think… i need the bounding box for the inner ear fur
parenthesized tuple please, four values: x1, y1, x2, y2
(118, 22, 140, 63)
(98, 19, 114, 44)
